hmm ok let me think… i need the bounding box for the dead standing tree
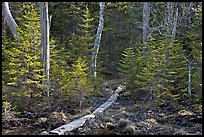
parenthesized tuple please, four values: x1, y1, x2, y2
(2, 2, 19, 38)
(39, 2, 50, 97)
(91, 2, 105, 78)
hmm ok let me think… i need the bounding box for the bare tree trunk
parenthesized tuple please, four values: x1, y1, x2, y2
(167, 2, 174, 35)
(39, 2, 50, 97)
(171, 4, 178, 43)
(143, 2, 150, 45)
(49, 15, 52, 31)
(187, 62, 191, 97)
(3, 2, 19, 38)
(2, 5, 6, 35)
(91, 2, 105, 78)
(183, 55, 192, 97)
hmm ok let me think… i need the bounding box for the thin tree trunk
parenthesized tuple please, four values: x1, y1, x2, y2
(165, 2, 175, 65)
(167, 2, 174, 35)
(39, 2, 50, 97)
(49, 15, 52, 31)
(91, 2, 105, 78)
(2, 7, 6, 35)
(3, 2, 19, 38)
(183, 55, 192, 97)
(171, 4, 178, 43)
(143, 2, 150, 45)
(187, 62, 191, 97)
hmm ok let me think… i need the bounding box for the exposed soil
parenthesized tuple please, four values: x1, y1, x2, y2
(2, 80, 202, 135)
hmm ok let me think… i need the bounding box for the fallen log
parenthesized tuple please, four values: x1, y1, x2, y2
(40, 85, 124, 135)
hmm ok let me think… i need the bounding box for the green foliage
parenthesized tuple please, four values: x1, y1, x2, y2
(119, 37, 189, 104)
(64, 57, 94, 106)
(100, 2, 141, 78)
(49, 2, 84, 44)
(68, 4, 95, 66)
(2, 101, 12, 112)
(118, 47, 136, 80)
(2, 2, 202, 114)
(2, 3, 44, 110)
(187, 4, 202, 100)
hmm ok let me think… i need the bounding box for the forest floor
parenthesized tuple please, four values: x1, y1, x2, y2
(2, 80, 202, 135)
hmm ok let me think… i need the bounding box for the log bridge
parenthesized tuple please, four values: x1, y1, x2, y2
(40, 85, 124, 135)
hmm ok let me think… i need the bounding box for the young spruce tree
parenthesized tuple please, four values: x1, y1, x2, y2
(2, 2, 43, 111)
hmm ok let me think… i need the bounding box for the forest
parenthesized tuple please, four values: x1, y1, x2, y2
(2, 2, 202, 135)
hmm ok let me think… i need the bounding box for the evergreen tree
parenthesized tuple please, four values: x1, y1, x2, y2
(118, 47, 135, 81)
(68, 4, 95, 67)
(119, 37, 189, 105)
(49, 38, 72, 101)
(185, 4, 202, 101)
(2, 2, 43, 110)
(66, 57, 94, 108)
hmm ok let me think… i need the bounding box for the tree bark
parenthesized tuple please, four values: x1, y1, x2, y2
(3, 2, 19, 38)
(91, 2, 105, 78)
(171, 4, 178, 43)
(183, 55, 192, 97)
(143, 2, 150, 45)
(39, 2, 50, 97)
(167, 2, 174, 35)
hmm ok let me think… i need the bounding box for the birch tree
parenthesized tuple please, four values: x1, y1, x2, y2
(165, 2, 179, 43)
(91, 2, 105, 78)
(39, 2, 50, 97)
(171, 4, 178, 43)
(143, 2, 150, 45)
(2, 2, 19, 38)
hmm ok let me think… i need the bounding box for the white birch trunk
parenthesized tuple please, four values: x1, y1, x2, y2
(3, 2, 19, 38)
(2, 7, 6, 35)
(188, 62, 191, 97)
(183, 55, 192, 97)
(171, 5, 178, 43)
(165, 2, 176, 66)
(39, 2, 50, 97)
(183, 56, 192, 97)
(91, 2, 105, 78)
(49, 15, 52, 31)
(167, 2, 174, 35)
(142, 2, 150, 45)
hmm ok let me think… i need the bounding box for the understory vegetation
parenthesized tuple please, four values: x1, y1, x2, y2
(2, 2, 202, 135)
